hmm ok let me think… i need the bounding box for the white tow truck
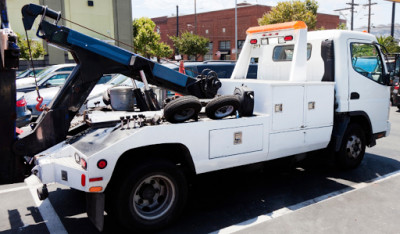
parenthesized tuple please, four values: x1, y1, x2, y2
(28, 20, 390, 231)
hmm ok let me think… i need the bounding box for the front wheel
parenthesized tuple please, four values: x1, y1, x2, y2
(113, 160, 188, 231)
(335, 123, 366, 169)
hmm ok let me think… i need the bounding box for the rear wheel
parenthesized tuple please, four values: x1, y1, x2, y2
(335, 123, 366, 169)
(112, 160, 187, 231)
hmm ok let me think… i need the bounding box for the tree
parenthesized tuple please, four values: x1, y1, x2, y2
(133, 17, 173, 59)
(258, 0, 319, 30)
(169, 32, 209, 60)
(16, 33, 46, 61)
(376, 35, 400, 53)
(337, 23, 348, 30)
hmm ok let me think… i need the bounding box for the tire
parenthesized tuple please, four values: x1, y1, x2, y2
(335, 123, 366, 170)
(205, 95, 240, 119)
(113, 160, 188, 232)
(397, 105, 400, 110)
(164, 95, 201, 123)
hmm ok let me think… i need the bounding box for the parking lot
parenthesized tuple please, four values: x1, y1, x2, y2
(0, 106, 399, 233)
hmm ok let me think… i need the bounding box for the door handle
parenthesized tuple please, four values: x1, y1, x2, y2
(350, 92, 360, 100)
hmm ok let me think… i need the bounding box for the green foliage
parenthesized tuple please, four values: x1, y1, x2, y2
(351, 43, 376, 57)
(170, 32, 209, 60)
(16, 33, 46, 61)
(133, 17, 173, 59)
(258, 0, 318, 30)
(376, 35, 400, 53)
(337, 23, 348, 30)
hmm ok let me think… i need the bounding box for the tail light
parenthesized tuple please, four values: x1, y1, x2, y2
(250, 39, 258, 44)
(80, 158, 87, 170)
(395, 86, 399, 90)
(16, 98, 27, 107)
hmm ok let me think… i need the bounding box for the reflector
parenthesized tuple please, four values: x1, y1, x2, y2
(250, 39, 257, 44)
(89, 186, 103, 192)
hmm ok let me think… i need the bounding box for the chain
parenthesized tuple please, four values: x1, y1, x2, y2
(24, 29, 41, 99)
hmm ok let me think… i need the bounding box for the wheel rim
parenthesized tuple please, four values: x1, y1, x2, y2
(132, 175, 175, 220)
(173, 108, 195, 121)
(214, 105, 234, 118)
(346, 134, 362, 159)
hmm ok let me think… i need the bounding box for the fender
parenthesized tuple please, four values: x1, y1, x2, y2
(331, 111, 374, 151)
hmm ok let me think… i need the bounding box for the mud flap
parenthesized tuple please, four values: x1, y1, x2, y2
(86, 192, 105, 231)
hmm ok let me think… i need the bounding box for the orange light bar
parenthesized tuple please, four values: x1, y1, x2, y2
(89, 186, 103, 192)
(246, 21, 307, 34)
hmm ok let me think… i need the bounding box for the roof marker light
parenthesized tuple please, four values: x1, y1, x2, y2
(284, 35, 293, 41)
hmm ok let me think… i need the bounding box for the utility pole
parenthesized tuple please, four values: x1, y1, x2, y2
(347, 0, 359, 30)
(363, 0, 377, 33)
(391, 1, 396, 37)
(335, 1, 359, 30)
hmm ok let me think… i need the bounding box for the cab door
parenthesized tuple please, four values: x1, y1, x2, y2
(347, 39, 390, 133)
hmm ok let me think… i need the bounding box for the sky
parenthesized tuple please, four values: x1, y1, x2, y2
(131, 0, 400, 29)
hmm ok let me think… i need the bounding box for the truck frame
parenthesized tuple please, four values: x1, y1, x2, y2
(1, 4, 391, 232)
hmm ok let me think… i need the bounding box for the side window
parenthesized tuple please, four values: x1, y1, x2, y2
(97, 75, 113, 84)
(46, 74, 69, 86)
(57, 66, 75, 72)
(273, 44, 312, 61)
(351, 43, 384, 84)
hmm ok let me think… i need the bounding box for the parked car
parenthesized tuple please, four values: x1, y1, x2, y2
(25, 74, 118, 117)
(163, 60, 258, 79)
(17, 67, 45, 79)
(16, 92, 32, 127)
(392, 81, 400, 109)
(16, 63, 76, 88)
(17, 71, 72, 93)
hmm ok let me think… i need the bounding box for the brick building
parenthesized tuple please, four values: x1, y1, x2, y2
(152, 3, 344, 60)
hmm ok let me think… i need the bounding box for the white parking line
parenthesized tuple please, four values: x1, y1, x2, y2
(213, 169, 400, 234)
(25, 175, 68, 234)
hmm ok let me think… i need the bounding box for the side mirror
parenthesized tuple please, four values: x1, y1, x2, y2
(383, 73, 391, 86)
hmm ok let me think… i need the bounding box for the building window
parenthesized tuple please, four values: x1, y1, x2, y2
(237, 40, 245, 49)
(204, 54, 213, 61)
(219, 41, 230, 50)
(205, 29, 209, 34)
(222, 28, 226, 33)
(207, 42, 213, 51)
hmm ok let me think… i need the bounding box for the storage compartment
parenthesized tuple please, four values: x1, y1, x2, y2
(209, 124, 263, 159)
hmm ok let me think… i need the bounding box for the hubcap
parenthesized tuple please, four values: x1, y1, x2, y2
(132, 175, 175, 220)
(346, 135, 362, 159)
(174, 108, 195, 121)
(214, 105, 234, 118)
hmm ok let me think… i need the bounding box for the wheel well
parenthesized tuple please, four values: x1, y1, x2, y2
(106, 144, 196, 191)
(349, 114, 373, 146)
